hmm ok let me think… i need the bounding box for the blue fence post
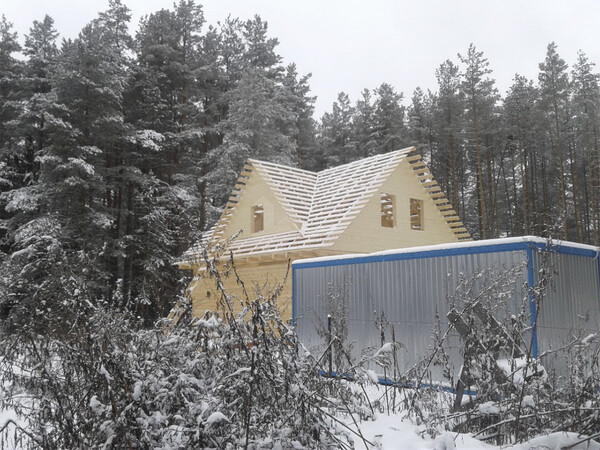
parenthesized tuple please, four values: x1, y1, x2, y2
(526, 246, 538, 358)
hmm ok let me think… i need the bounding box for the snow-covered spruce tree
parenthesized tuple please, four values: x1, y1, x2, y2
(369, 83, 406, 156)
(0, 15, 23, 249)
(318, 92, 355, 167)
(351, 89, 376, 163)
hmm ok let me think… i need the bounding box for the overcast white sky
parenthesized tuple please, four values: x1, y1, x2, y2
(3, 0, 600, 117)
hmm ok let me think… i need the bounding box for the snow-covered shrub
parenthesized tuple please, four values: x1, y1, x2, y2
(412, 248, 600, 445)
(0, 243, 374, 449)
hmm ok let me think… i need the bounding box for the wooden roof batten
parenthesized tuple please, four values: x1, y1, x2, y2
(407, 154, 470, 241)
(181, 147, 470, 262)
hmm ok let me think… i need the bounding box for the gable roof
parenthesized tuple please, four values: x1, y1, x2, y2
(182, 147, 470, 262)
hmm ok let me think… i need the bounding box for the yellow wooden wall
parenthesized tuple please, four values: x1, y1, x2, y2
(333, 159, 460, 253)
(189, 258, 295, 320)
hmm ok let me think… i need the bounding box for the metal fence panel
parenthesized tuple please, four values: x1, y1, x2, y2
(294, 248, 530, 375)
(533, 250, 600, 372)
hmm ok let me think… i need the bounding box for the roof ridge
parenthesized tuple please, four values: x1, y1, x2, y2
(318, 146, 415, 176)
(247, 158, 318, 177)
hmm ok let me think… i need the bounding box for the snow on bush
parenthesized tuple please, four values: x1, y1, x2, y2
(0, 248, 375, 449)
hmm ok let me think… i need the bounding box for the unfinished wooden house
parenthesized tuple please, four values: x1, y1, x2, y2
(178, 146, 470, 320)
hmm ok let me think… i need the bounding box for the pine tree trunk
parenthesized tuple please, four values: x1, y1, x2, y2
(530, 149, 538, 234)
(568, 139, 582, 242)
(552, 96, 568, 239)
(583, 163, 590, 241)
(450, 134, 458, 213)
(473, 110, 487, 239)
(521, 141, 530, 235)
(486, 153, 497, 236)
(541, 155, 550, 233)
(569, 130, 583, 242)
(123, 181, 134, 308)
(510, 144, 520, 235)
(199, 138, 209, 232)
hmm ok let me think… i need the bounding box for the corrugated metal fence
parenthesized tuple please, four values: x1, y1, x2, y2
(292, 238, 600, 378)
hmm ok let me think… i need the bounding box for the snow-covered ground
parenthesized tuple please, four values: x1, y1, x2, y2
(336, 384, 600, 450)
(348, 412, 600, 449)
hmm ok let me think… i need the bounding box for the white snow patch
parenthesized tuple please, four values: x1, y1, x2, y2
(90, 395, 105, 414)
(509, 432, 600, 450)
(496, 357, 546, 384)
(99, 364, 113, 381)
(478, 401, 500, 415)
(132, 381, 142, 401)
(373, 342, 400, 359)
(67, 157, 95, 176)
(581, 333, 596, 345)
(205, 411, 229, 426)
(80, 145, 102, 155)
(2, 187, 41, 213)
(195, 316, 220, 329)
(223, 367, 251, 380)
(366, 369, 380, 384)
(521, 395, 535, 408)
(131, 129, 165, 152)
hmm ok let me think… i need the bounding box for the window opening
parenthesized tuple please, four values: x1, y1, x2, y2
(410, 198, 423, 231)
(252, 204, 264, 233)
(380, 193, 394, 228)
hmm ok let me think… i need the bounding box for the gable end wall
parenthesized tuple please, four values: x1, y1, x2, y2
(222, 169, 297, 241)
(332, 160, 459, 253)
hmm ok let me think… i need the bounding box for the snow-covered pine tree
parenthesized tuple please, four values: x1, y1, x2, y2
(538, 42, 571, 240)
(351, 89, 376, 162)
(204, 15, 309, 212)
(370, 82, 406, 155)
(281, 63, 318, 170)
(570, 51, 600, 244)
(459, 44, 500, 239)
(432, 60, 466, 224)
(406, 87, 433, 161)
(319, 92, 354, 167)
(503, 75, 546, 236)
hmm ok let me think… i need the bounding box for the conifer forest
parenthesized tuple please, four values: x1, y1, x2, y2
(1, 1, 600, 448)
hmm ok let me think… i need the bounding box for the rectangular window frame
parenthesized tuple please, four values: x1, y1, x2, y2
(252, 204, 264, 233)
(410, 198, 424, 231)
(380, 193, 395, 228)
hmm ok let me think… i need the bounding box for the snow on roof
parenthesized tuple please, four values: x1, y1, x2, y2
(182, 147, 470, 262)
